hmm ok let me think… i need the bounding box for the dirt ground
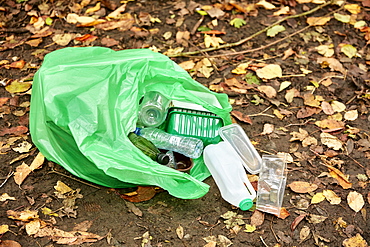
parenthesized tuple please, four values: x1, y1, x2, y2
(1, 0, 370, 246)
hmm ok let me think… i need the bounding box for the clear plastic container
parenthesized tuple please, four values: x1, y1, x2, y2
(138, 91, 170, 127)
(219, 124, 262, 174)
(256, 154, 287, 216)
(135, 127, 204, 159)
(203, 141, 256, 210)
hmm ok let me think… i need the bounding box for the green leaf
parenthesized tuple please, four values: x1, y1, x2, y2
(267, 25, 286, 37)
(197, 26, 211, 32)
(230, 18, 246, 28)
(245, 73, 260, 85)
(45, 17, 53, 26)
(197, 10, 208, 16)
(244, 224, 256, 233)
(341, 44, 357, 58)
(334, 13, 350, 23)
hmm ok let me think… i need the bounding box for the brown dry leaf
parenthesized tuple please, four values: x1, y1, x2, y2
(0, 193, 16, 202)
(288, 181, 318, 193)
(303, 93, 321, 107)
(0, 126, 28, 137)
(261, 123, 274, 135)
(250, 210, 264, 226)
(343, 233, 368, 247)
(306, 16, 331, 26)
(29, 152, 45, 170)
(96, 13, 134, 31)
(231, 110, 252, 124)
(315, 119, 345, 130)
(285, 88, 300, 103)
(7, 209, 39, 221)
(290, 214, 307, 231)
(176, 225, 184, 239)
(297, 107, 319, 119)
(256, 0, 276, 10)
(179, 60, 196, 71)
(101, 37, 119, 47)
(14, 162, 32, 186)
(307, 214, 327, 224)
(52, 33, 74, 46)
(300, 226, 310, 241)
(124, 201, 143, 217)
(323, 189, 341, 204)
(320, 132, 342, 150)
(107, 4, 127, 18)
(302, 136, 318, 147)
(327, 165, 352, 189)
(25, 38, 43, 47)
(5, 80, 32, 94)
(347, 191, 364, 212)
(275, 207, 290, 219)
(317, 57, 346, 74)
(120, 186, 157, 202)
(257, 85, 277, 98)
(344, 110, 358, 121)
(256, 64, 282, 79)
(25, 219, 41, 235)
(204, 34, 225, 48)
(0, 240, 21, 247)
(290, 128, 308, 142)
(321, 101, 334, 115)
(54, 181, 73, 194)
(73, 220, 93, 232)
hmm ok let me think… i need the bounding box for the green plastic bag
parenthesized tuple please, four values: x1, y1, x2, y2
(30, 47, 232, 199)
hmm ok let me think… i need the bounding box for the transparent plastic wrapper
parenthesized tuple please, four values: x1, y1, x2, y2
(30, 47, 232, 199)
(256, 154, 288, 216)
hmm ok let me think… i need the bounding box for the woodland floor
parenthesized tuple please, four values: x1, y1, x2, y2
(1, 0, 370, 246)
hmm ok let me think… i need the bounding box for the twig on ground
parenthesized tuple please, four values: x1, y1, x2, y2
(169, 1, 334, 57)
(345, 154, 365, 168)
(248, 105, 275, 118)
(270, 217, 279, 243)
(48, 169, 101, 189)
(191, 15, 204, 35)
(0, 171, 14, 188)
(284, 118, 315, 128)
(260, 236, 269, 247)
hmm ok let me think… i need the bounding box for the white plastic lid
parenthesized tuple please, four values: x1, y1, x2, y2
(219, 124, 262, 174)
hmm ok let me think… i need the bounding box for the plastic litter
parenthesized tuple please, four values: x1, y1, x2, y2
(30, 47, 232, 199)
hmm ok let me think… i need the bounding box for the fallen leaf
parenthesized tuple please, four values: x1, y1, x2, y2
(303, 93, 321, 107)
(344, 110, 358, 121)
(342, 233, 368, 247)
(347, 191, 364, 212)
(0, 225, 9, 234)
(307, 214, 327, 224)
(317, 57, 346, 74)
(14, 162, 32, 186)
(12, 141, 32, 153)
(7, 209, 39, 221)
(323, 189, 341, 204)
(275, 207, 290, 219)
(244, 224, 256, 233)
(0, 240, 21, 247)
(320, 132, 342, 150)
(334, 13, 351, 23)
(306, 16, 331, 26)
(273, 6, 290, 16)
(256, 0, 276, 9)
(120, 186, 157, 202)
(261, 123, 274, 135)
(85, 2, 101, 14)
(316, 44, 334, 57)
(250, 210, 264, 226)
(107, 4, 127, 18)
(279, 81, 291, 92)
(297, 107, 319, 119)
(327, 165, 352, 189)
(176, 225, 184, 239)
(291, 214, 307, 231)
(52, 33, 74, 46)
(41, 207, 58, 217)
(54, 181, 73, 194)
(179, 60, 196, 71)
(300, 226, 310, 241)
(311, 192, 325, 204)
(9, 60, 26, 69)
(341, 44, 357, 58)
(5, 81, 32, 94)
(257, 85, 277, 98)
(256, 64, 282, 79)
(221, 211, 245, 229)
(231, 110, 252, 124)
(315, 119, 345, 130)
(25, 219, 41, 235)
(288, 181, 318, 193)
(29, 152, 45, 171)
(0, 193, 16, 202)
(232, 62, 251, 74)
(267, 25, 286, 37)
(344, 4, 361, 14)
(204, 34, 225, 48)
(285, 88, 300, 103)
(73, 220, 93, 232)
(125, 201, 143, 217)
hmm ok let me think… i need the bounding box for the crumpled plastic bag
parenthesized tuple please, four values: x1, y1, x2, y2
(30, 47, 232, 199)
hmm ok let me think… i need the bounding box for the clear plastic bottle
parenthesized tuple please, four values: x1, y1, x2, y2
(203, 141, 256, 210)
(138, 91, 170, 127)
(135, 127, 204, 159)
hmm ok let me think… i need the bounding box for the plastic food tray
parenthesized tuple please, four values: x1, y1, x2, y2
(165, 107, 224, 146)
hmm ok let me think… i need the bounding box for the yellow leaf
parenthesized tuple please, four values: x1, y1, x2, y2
(244, 224, 256, 233)
(343, 233, 368, 247)
(316, 44, 334, 57)
(85, 2, 100, 14)
(347, 191, 364, 212)
(311, 192, 325, 204)
(7, 209, 39, 221)
(341, 44, 357, 58)
(5, 80, 32, 94)
(320, 132, 342, 150)
(232, 62, 251, 74)
(29, 152, 45, 171)
(327, 165, 352, 189)
(344, 4, 361, 14)
(256, 64, 282, 79)
(323, 189, 341, 204)
(54, 181, 73, 194)
(306, 16, 331, 26)
(0, 193, 16, 202)
(0, 225, 9, 234)
(331, 100, 346, 112)
(204, 34, 225, 48)
(41, 207, 59, 217)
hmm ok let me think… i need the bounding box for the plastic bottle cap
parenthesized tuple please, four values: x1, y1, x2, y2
(239, 199, 253, 211)
(156, 153, 170, 165)
(134, 127, 141, 135)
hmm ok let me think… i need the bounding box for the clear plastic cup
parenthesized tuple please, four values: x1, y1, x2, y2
(138, 91, 170, 127)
